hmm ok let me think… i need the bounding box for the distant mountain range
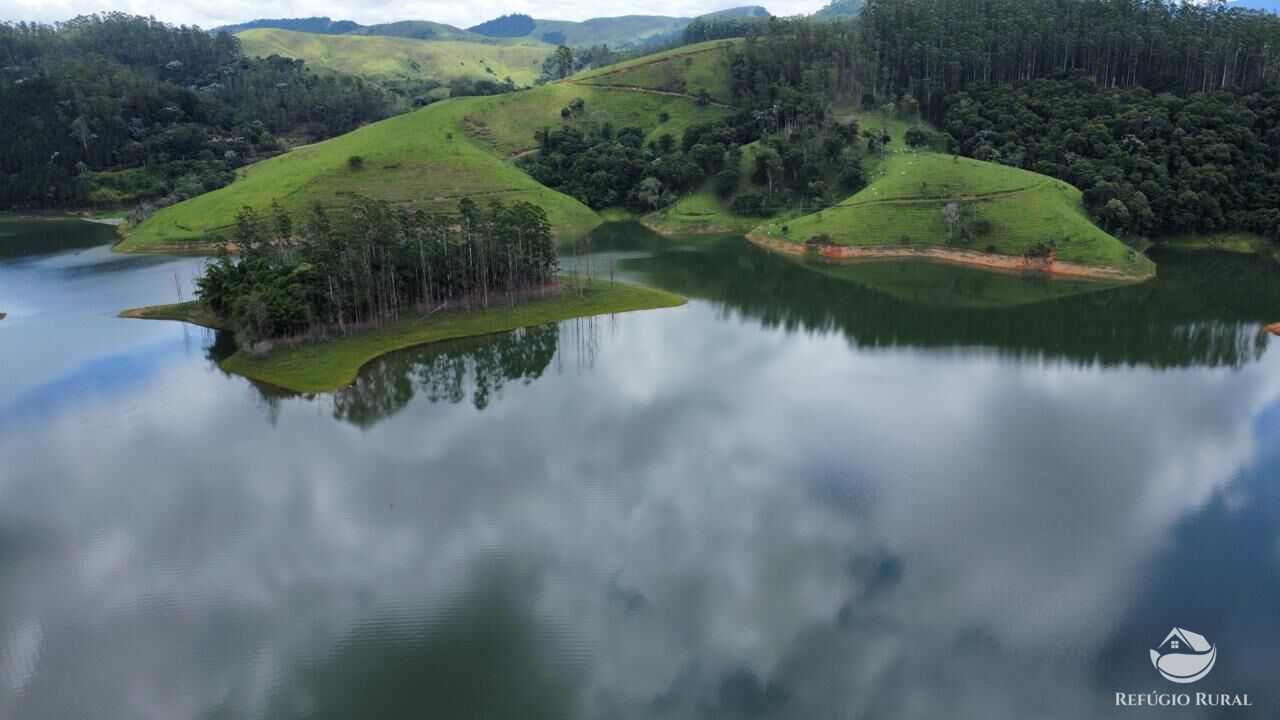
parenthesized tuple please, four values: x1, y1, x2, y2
(1229, 0, 1279, 12)
(215, 7, 773, 48)
(215, 17, 365, 35)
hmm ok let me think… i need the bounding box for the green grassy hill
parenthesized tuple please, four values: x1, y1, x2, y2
(753, 151, 1155, 276)
(573, 39, 736, 103)
(122, 43, 734, 251)
(219, 11, 767, 48)
(348, 21, 481, 41)
(236, 29, 550, 92)
(131, 39, 1141, 277)
(469, 82, 726, 157)
(526, 16, 691, 48)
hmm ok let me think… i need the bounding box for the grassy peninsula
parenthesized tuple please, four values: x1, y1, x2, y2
(120, 302, 227, 327)
(750, 151, 1155, 280)
(122, 282, 685, 392)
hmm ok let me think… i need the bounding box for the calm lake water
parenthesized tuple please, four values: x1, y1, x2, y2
(2, 218, 1280, 719)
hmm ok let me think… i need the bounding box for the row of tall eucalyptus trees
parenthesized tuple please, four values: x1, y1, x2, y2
(726, 0, 1280, 114)
(196, 197, 558, 344)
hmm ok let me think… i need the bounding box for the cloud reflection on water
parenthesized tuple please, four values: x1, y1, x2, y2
(2, 298, 1278, 718)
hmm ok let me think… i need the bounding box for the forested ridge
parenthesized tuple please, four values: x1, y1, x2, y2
(0, 13, 394, 211)
(858, 0, 1280, 105)
(944, 78, 1280, 238)
(722, 0, 1280, 111)
(716, 0, 1280, 240)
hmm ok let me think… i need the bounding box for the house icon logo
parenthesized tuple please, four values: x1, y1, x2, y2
(1150, 628, 1217, 684)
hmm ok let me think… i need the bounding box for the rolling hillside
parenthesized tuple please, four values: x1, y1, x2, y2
(122, 43, 735, 251)
(574, 39, 736, 102)
(218, 17, 484, 40)
(236, 29, 550, 92)
(215, 16, 363, 34)
(347, 21, 482, 41)
(471, 10, 768, 48)
(125, 36, 1142, 276)
(752, 151, 1155, 276)
(218, 8, 770, 50)
(524, 16, 692, 47)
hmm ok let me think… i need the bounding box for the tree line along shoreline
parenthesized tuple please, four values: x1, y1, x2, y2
(118, 195, 686, 392)
(33, 0, 1279, 381)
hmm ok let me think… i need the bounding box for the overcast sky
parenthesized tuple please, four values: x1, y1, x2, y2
(1, 0, 832, 29)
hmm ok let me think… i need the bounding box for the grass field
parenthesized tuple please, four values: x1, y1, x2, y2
(236, 29, 551, 89)
(574, 39, 737, 103)
(121, 283, 686, 392)
(466, 82, 727, 157)
(120, 95, 601, 251)
(124, 43, 736, 252)
(755, 150, 1154, 274)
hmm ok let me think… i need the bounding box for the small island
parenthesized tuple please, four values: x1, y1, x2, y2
(123, 283, 682, 392)
(121, 198, 684, 392)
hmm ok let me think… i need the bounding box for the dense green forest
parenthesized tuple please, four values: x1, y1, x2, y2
(858, 0, 1280, 105)
(0, 13, 394, 211)
(717, 3, 1280, 240)
(197, 198, 558, 343)
(680, 14, 772, 44)
(521, 121, 709, 210)
(944, 77, 1280, 238)
(724, 0, 1280, 111)
(519, 97, 865, 215)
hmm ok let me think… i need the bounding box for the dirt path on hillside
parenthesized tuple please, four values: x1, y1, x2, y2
(576, 43, 731, 80)
(564, 81, 733, 108)
(835, 182, 1045, 208)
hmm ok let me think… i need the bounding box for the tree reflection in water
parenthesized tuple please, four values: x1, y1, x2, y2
(329, 316, 605, 429)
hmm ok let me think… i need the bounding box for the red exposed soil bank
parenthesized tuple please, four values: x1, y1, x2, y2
(746, 232, 1154, 282)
